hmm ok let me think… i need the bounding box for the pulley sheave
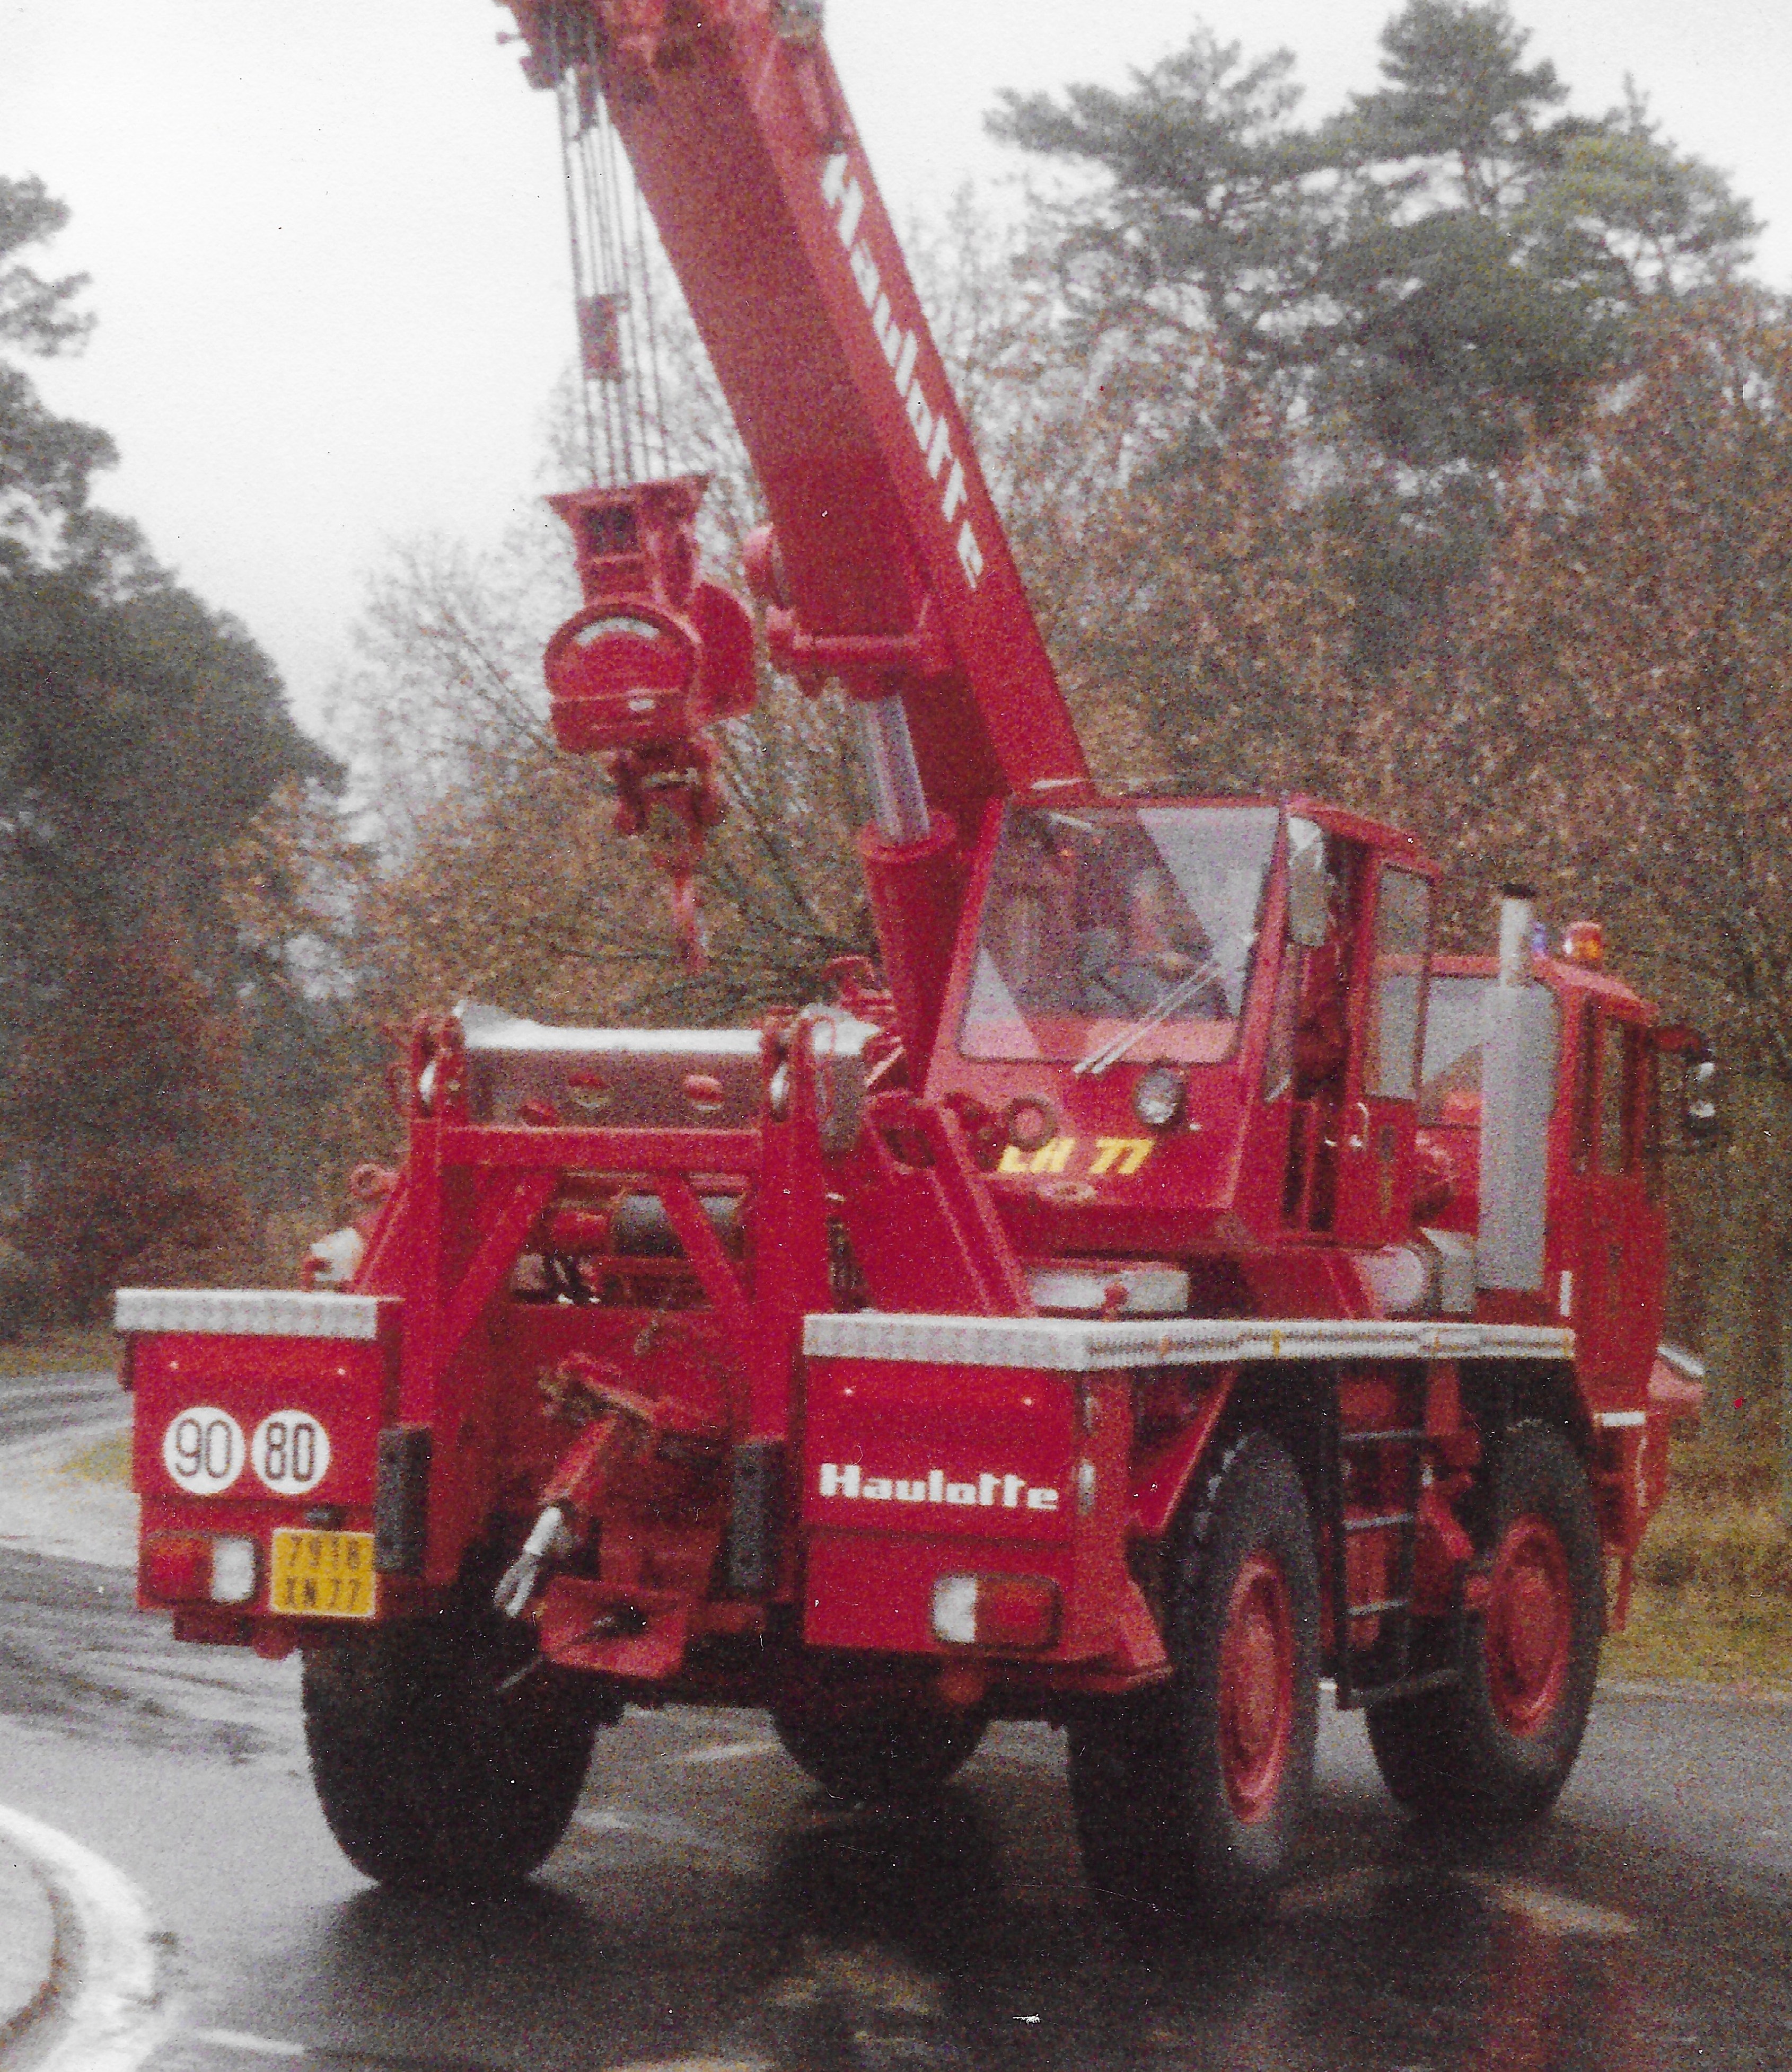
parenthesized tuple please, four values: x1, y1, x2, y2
(544, 476, 757, 967)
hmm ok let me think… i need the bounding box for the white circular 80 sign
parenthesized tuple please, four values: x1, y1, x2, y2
(250, 1411, 331, 1496)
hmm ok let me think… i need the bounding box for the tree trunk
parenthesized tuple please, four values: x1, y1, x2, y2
(1701, 1075, 1792, 1444)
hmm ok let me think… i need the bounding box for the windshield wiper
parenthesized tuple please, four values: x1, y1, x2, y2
(1072, 957, 1224, 1079)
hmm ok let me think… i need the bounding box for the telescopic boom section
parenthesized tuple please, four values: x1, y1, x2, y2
(504, 0, 1089, 1057)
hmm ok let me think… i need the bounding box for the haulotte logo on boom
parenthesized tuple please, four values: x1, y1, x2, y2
(817, 1462, 1060, 1512)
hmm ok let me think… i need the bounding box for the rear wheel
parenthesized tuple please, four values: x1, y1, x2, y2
(1068, 1432, 1320, 1928)
(1366, 1423, 1602, 1823)
(770, 1697, 986, 1802)
(303, 1598, 601, 1893)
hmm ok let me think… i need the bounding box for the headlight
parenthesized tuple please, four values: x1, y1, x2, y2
(1132, 1066, 1184, 1129)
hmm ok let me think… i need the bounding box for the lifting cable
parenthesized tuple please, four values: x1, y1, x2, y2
(547, 7, 670, 488)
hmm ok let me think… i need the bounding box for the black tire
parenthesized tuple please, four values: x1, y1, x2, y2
(1067, 1432, 1320, 1928)
(302, 1600, 599, 1893)
(1366, 1422, 1603, 1824)
(770, 1696, 986, 1802)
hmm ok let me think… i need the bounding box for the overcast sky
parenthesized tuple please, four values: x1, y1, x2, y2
(4, 0, 1788, 742)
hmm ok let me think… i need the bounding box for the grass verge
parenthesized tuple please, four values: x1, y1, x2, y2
(0, 1324, 118, 1380)
(1605, 1586, 1792, 1691)
(1607, 1425, 1792, 1692)
(60, 1427, 130, 1485)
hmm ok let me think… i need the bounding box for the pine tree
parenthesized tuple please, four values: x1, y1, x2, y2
(0, 177, 338, 1317)
(991, 3, 1759, 673)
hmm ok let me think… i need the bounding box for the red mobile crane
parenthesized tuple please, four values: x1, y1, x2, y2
(116, 0, 1714, 1921)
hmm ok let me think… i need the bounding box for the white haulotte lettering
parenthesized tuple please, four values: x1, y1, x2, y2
(818, 1462, 1059, 1512)
(820, 153, 984, 589)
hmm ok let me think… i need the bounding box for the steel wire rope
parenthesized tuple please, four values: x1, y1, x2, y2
(634, 180, 670, 478)
(548, 13, 675, 490)
(577, 58, 629, 478)
(595, 109, 642, 481)
(549, 14, 600, 481)
(573, 108, 620, 478)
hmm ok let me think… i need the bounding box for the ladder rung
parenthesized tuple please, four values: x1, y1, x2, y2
(1347, 1597, 1410, 1619)
(1339, 1427, 1425, 1447)
(1344, 1511, 1417, 1533)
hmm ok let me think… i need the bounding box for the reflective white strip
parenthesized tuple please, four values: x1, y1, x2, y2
(113, 1290, 390, 1342)
(1026, 1264, 1190, 1316)
(462, 1020, 761, 1057)
(1596, 1410, 1647, 1428)
(1656, 1342, 1706, 1381)
(801, 1313, 1574, 1373)
(454, 1001, 879, 1059)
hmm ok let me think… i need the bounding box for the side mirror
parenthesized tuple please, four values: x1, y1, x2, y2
(1682, 1052, 1721, 1150)
(1286, 817, 1331, 949)
(1657, 1026, 1723, 1151)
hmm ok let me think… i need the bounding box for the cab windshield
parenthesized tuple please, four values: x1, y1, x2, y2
(959, 803, 1280, 1065)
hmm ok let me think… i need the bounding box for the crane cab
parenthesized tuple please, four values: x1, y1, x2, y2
(925, 797, 1440, 1296)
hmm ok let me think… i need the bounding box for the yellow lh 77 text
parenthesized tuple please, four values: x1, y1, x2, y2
(998, 1135, 1155, 1177)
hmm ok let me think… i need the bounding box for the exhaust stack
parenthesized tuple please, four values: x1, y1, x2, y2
(1497, 885, 1536, 988)
(1478, 883, 1557, 1295)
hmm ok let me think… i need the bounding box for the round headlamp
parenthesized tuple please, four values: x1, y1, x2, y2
(1132, 1066, 1185, 1130)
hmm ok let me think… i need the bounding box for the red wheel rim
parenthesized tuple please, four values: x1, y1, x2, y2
(1217, 1549, 1295, 1822)
(1483, 1513, 1573, 1733)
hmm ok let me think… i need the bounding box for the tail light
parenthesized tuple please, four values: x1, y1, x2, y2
(144, 1532, 259, 1607)
(931, 1573, 1060, 1650)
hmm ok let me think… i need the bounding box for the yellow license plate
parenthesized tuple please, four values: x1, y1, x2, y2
(269, 1529, 377, 1619)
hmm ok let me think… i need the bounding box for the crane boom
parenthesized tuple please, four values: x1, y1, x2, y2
(504, 0, 1087, 855)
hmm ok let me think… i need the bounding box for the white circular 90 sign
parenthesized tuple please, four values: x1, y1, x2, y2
(162, 1407, 245, 1495)
(251, 1411, 331, 1496)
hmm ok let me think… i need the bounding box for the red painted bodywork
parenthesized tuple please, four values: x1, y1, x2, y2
(121, 0, 1698, 1722)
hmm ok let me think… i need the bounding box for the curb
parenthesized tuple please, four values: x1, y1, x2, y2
(0, 1805, 172, 2071)
(0, 1839, 57, 2050)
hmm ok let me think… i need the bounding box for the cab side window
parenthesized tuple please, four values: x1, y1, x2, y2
(1572, 1004, 1598, 1172)
(1576, 1009, 1645, 1177)
(1599, 1017, 1633, 1172)
(1363, 869, 1431, 1100)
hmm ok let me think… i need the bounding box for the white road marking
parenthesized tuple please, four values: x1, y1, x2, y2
(602, 2060, 769, 2071)
(1279, 1864, 1637, 1940)
(765, 1935, 945, 2019)
(0, 1803, 173, 2071)
(1465, 1873, 1638, 1939)
(602, 2059, 769, 2071)
(190, 2027, 771, 2067)
(666, 1738, 781, 1765)
(190, 2031, 307, 2059)
(574, 1804, 760, 1874)
(1278, 1865, 1390, 1917)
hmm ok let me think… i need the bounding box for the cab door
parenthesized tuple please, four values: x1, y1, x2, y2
(1566, 1003, 1667, 1391)
(1330, 862, 1433, 1249)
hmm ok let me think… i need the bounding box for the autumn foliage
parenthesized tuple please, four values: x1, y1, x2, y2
(12, 7, 1791, 1448)
(4, 916, 249, 1319)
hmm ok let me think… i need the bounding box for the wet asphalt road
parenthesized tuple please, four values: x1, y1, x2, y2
(2, 1524, 1790, 2072)
(0, 1366, 126, 1447)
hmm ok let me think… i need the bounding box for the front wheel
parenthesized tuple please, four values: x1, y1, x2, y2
(1366, 1423, 1603, 1823)
(1068, 1431, 1320, 1928)
(303, 1600, 601, 1893)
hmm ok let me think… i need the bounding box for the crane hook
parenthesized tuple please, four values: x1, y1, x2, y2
(542, 478, 757, 972)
